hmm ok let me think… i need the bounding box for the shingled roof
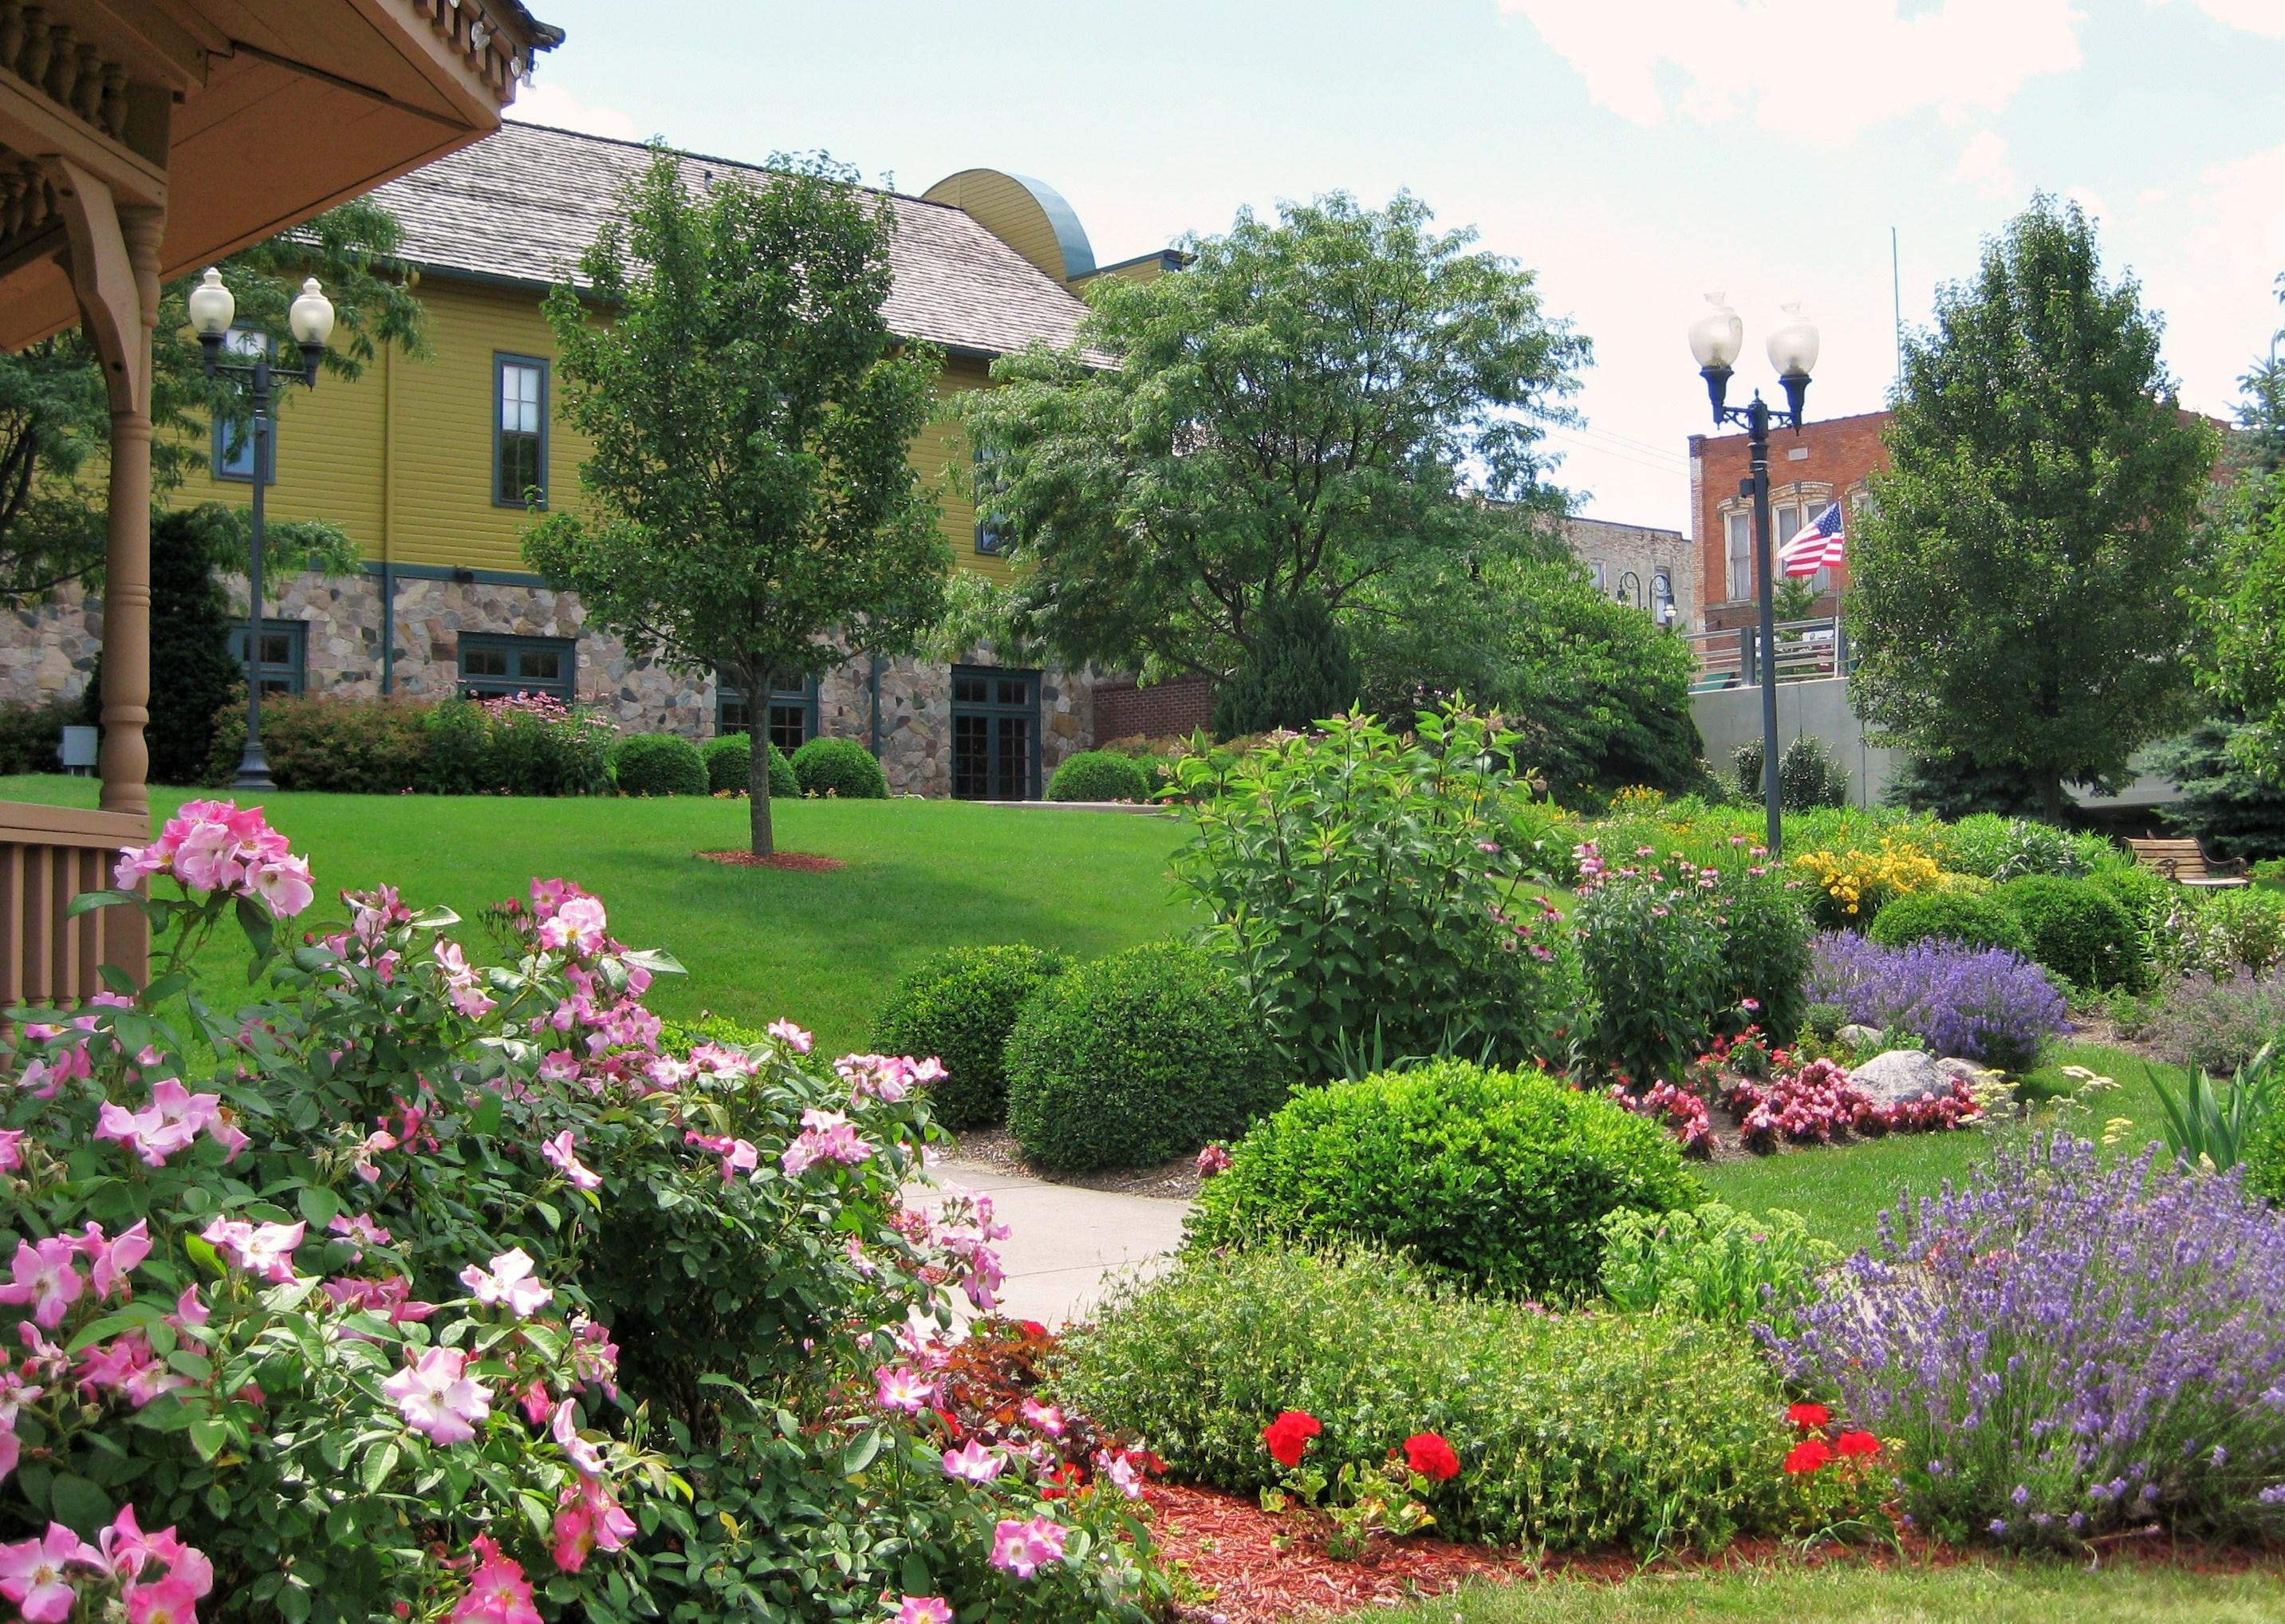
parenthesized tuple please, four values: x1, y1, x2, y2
(369, 120, 1096, 359)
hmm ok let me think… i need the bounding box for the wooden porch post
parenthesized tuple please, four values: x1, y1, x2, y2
(48, 160, 160, 822)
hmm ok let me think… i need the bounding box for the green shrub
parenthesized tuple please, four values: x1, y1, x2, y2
(1865, 886, 2033, 956)
(1940, 814, 2094, 881)
(873, 944, 1066, 1129)
(1574, 861, 1728, 1086)
(1186, 1059, 1696, 1298)
(1731, 735, 1848, 811)
(702, 732, 798, 798)
(1171, 705, 1581, 1080)
(793, 734, 888, 798)
(415, 693, 615, 796)
(0, 697, 75, 775)
(2158, 885, 2285, 979)
(2089, 857, 2173, 936)
(613, 731, 709, 796)
(1046, 750, 1152, 802)
(1995, 873, 2144, 991)
(1597, 1203, 1838, 1338)
(1005, 940, 1286, 1170)
(1055, 1245, 1802, 1553)
(207, 693, 438, 792)
(1721, 866, 1814, 1043)
(1211, 589, 1360, 738)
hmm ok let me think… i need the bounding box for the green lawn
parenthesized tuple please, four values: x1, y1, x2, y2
(0, 775, 1195, 1056)
(1375, 1563, 2284, 1623)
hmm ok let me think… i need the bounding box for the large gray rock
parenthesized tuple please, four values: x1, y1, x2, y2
(1935, 1058, 1985, 1090)
(1847, 1048, 1951, 1110)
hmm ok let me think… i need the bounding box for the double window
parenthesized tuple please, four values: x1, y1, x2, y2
(718, 670, 817, 754)
(228, 619, 305, 697)
(459, 633, 573, 704)
(494, 354, 548, 507)
(951, 667, 1038, 801)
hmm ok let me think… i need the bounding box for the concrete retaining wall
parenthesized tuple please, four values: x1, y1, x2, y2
(1690, 677, 1905, 809)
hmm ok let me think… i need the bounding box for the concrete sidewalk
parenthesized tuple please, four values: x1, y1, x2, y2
(915, 1158, 1192, 1326)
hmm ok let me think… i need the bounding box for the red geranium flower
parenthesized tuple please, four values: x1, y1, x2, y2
(1042, 1461, 1087, 1500)
(1783, 1438, 1833, 1474)
(1403, 1432, 1461, 1481)
(1785, 1402, 1830, 1429)
(1262, 1409, 1322, 1468)
(1835, 1430, 1880, 1458)
(1015, 1320, 1048, 1338)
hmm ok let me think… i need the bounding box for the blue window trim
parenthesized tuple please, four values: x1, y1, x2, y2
(228, 618, 305, 695)
(211, 414, 276, 485)
(459, 633, 575, 702)
(492, 352, 550, 510)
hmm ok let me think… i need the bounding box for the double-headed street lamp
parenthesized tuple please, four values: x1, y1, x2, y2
(1688, 294, 1819, 855)
(187, 268, 335, 790)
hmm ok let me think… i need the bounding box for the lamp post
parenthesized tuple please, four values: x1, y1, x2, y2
(188, 268, 334, 790)
(1688, 294, 1818, 854)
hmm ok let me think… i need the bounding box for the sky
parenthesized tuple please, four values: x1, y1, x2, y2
(502, 0, 2285, 534)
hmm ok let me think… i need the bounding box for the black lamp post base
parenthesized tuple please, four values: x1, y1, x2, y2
(233, 743, 277, 792)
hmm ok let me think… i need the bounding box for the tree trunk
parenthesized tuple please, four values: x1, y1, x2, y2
(748, 725, 775, 857)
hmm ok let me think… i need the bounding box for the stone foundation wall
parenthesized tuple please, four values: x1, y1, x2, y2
(0, 570, 1095, 798)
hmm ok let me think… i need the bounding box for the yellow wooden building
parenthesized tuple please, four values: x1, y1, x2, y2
(11, 121, 1165, 799)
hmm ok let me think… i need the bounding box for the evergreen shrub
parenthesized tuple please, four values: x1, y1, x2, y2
(792, 735, 888, 798)
(613, 731, 708, 796)
(1046, 751, 1152, 802)
(702, 732, 798, 798)
(872, 944, 1066, 1129)
(1995, 873, 2144, 991)
(1004, 940, 1285, 1171)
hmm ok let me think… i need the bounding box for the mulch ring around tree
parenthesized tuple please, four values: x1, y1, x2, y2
(1143, 1482, 2285, 1623)
(695, 849, 846, 873)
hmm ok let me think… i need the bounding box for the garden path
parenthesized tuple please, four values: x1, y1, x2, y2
(917, 1158, 1192, 1326)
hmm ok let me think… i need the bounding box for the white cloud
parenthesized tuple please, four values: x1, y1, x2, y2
(2159, 140, 2285, 411)
(1499, 0, 2086, 138)
(1955, 131, 2017, 200)
(506, 81, 642, 141)
(2147, 0, 2285, 37)
(2064, 184, 2112, 222)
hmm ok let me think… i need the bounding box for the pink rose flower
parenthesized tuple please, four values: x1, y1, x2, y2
(987, 1516, 1067, 1579)
(0, 1237, 84, 1329)
(942, 1438, 1006, 1484)
(542, 1131, 604, 1192)
(459, 1248, 553, 1318)
(383, 1346, 491, 1445)
(0, 1522, 102, 1623)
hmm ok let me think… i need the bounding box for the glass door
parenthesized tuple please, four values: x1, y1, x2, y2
(950, 668, 1039, 800)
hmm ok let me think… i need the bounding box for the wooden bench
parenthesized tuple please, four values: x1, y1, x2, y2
(2125, 837, 2249, 889)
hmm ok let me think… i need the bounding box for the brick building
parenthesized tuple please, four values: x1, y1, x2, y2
(1689, 409, 1891, 633)
(1557, 515, 1697, 631)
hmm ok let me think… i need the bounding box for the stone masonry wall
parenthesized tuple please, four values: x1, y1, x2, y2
(0, 570, 1094, 798)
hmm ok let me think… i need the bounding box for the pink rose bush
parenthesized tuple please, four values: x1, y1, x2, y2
(0, 822, 1165, 1623)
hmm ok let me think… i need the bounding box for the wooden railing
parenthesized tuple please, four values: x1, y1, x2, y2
(0, 800, 147, 1006)
(1685, 617, 1855, 692)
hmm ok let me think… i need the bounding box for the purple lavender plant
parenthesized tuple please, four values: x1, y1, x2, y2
(1772, 1136, 2285, 1546)
(1805, 932, 2070, 1070)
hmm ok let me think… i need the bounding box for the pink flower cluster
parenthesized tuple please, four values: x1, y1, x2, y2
(1722, 1058, 1983, 1153)
(0, 1507, 211, 1624)
(95, 1078, 248, 1167)
(780, 1108, 873, 1176)
(199, 1216, 306, 1284)
(1606, 1080, 1715, 1157)
(0, 1220, 148, 1332)
(988, 1515, 1067, 1578)
(833, 1053, 946, 1103)
(114, 798, 312, 918)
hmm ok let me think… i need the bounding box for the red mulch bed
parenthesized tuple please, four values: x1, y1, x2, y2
(1143, 1483, 2284, 1622)
(694, 849, 845, 872)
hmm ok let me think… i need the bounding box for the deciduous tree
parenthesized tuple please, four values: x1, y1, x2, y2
(526, 148, 947, 855)
(955, 191, 1586, 682)
(1847, 197, 2217, 818)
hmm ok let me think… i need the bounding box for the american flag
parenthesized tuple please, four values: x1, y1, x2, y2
(1779, 501, 1845, 578)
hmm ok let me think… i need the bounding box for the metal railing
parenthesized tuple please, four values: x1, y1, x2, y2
(1684, 616, 1855, 691)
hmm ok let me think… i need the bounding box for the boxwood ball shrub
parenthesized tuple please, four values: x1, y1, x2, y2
(873, 944, 1066, 1129)
(1865, 885, 2033, 956)
(793, 733, 889, 798)
(1004, 940, 1286, 1170)
(1995, 873, 2143, 990)
(1186, 1058, 1698, 1298)
(613, 731, 709, 796)
(701, 731, 799, 798)
(1057, 1245, 1818, 1554)
(1046, 749, 1152, 802)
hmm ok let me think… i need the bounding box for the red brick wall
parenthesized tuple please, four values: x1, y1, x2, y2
(1691, 409, 1892, 632)
(1090, 677, 1217, 742)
